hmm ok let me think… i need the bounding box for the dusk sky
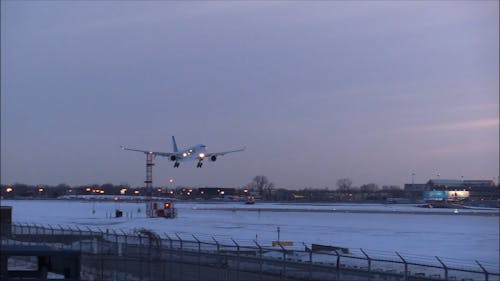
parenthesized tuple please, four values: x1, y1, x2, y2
(1, 1, 498, 189)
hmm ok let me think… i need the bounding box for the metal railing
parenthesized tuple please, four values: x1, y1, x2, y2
(1, 223, 498, 281)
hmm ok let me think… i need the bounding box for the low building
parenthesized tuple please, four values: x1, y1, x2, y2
(405, 179, 498, 203)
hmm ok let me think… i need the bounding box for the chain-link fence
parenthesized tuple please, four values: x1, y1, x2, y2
(1, 223, 498, 281)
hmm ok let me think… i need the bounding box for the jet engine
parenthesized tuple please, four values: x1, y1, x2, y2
(170, 155, 177, 161)
(210, 155, 217, 162)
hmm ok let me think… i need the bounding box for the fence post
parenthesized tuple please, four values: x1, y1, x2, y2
(58, 224, 65, 248)
(86, 226, 98, 255)
(435, 256, 448, 281)
(164, 233, 173, 250)
(122, 230, 128, 256)
(139, 233, 144, 281)
(164, 234, 173, 281)
(48, 224, 55, 247)
(192, 235, 202, 281)
(97, 227, 105, 256)
(475, 260, 489, 281)
(111, 230, 119, 256)
(175, 233, 183, 250)
(303, 243, 313, 281)
(175, 233, 184, 280)
(33, 223, 39, 245)
(396, 252, 408, 281)
(231, 238, 241, 281)
(37, 223, 44, 245)
(75, 226, 83, 252)
(253, 240, 263, 281)
(67, 225, 76, 250)
(28, 223, 33, 245)
(108, 229, 118, 281)
(15, 223, 20, 244)
(278, 242, 287, 280)
(32, 223, 37, 245)
(360, 248, 371, 272)
(24, 223, 29, 245)
(212, 237, 222, 280)
(333, 249, 341, 280)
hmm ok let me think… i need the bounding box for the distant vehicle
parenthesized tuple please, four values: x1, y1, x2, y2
(245, 196, 255, 204)
(121, 136, 245, 168)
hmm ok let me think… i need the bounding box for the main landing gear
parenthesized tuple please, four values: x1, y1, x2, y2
(174, 162, 180, 168)
(196, 161, 203, 168)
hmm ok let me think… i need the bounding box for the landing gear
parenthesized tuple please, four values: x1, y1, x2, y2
(174, 162, 180, 168)
(196, 161, 203, 168)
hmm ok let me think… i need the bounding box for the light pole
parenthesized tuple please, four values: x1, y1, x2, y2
(168, 178, 174, 196)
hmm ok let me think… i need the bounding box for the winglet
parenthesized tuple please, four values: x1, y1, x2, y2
(120, 145, 125, 150)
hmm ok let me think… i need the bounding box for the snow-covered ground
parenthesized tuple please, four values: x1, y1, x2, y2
(2, 200, 498, 269)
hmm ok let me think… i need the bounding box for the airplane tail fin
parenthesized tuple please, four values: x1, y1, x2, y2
(172, 136, 179, 152)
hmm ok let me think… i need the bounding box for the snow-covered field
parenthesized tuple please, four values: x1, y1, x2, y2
(2, 200, 498, 267)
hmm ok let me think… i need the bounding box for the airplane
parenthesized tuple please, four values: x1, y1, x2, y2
(121, 136, 245, 168)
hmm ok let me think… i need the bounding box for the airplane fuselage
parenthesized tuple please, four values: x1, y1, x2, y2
(175, 144, 208, 162)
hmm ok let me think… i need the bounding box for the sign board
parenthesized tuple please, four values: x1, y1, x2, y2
(272, 241, 293, 247)
(424, 190, 447, 201)
(311, 244, 349, 254)
(446, 190, 469, 200)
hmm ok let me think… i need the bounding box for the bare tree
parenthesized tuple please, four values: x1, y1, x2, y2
(249, 176, 274, 200)
(336, 178, 353, 191)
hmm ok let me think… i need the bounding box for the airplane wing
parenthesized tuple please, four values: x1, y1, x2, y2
(206, 146, 246, 157)
(120, 145, 175, 157)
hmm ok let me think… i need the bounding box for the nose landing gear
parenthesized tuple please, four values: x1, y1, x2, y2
(174, 162, 180, 168)
(196, 161, 203, 168)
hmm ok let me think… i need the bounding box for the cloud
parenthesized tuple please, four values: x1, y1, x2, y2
(416, 118, 499, 132)
(419, 141, 498, 158)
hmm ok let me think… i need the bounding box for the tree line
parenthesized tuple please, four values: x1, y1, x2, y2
(1, 176, 405, 202)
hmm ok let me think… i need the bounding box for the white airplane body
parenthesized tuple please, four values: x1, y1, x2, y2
(121, 136, 245, 168)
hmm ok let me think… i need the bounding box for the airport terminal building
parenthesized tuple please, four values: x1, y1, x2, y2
(404, 179, 499, 203)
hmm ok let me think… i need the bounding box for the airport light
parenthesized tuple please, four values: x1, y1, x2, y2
(6, 187, 13, 193)
(134, 190, 140, 195)
(120, 188, 127, 195)
(38, 188, 44, 193)
(99, 190, 105, 194)
(86, 187, 91, 192)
